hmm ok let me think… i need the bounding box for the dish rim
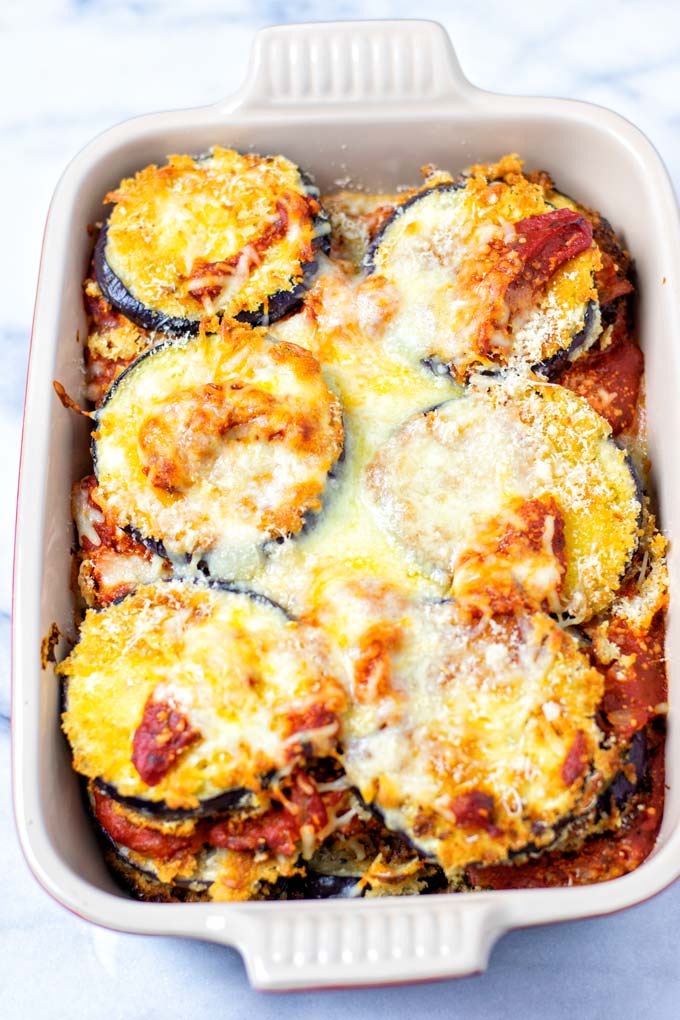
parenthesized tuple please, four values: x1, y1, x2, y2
(12, 18, 680, 990)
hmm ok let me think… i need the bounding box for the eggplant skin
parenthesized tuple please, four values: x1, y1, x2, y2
(287, 872, 363, 899)
(94, 157, 331, 340)
(106, 576, 295, 621)
(205, 579, 294, 619)
(234, 243, 329, 328)
(94, 225, 198, 337)
(103, 846, 209, 902)
(422, 297, 598, 382)
(95, 223, 329, 336)
(612, 442, 645, 588)
(532, 298, 600, 380)
(363, 182, 463, 272)
(93, 777, 257, 820)
(123, 525, 170, 563)
(363, 178, 600, 381)
(430, 300, 600, 385)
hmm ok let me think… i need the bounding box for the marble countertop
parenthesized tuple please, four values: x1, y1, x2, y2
(3, 1, 680, 1015)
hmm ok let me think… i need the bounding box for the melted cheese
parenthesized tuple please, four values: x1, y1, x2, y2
(246, 259, 461, 611)
(363, 174, 600, 380)
(450, 496, 567, 617)
(69, 153, 668, 897)
(103, 147, 325, 323)
(365, 380, 641, 621)
(337, 590, 610, 873)
(72, 477, 172, 606)
(94, 319, 343, 572)
(116, 843, 301, 899)
(60, 581, 346, 810)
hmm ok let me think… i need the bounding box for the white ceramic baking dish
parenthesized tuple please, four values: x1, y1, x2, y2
(12, 18, 680, 991)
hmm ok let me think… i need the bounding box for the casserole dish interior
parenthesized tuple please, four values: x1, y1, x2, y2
(14, 19, 680, 989)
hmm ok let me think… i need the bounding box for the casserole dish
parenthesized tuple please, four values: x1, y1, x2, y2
(12, 18, 680, 989)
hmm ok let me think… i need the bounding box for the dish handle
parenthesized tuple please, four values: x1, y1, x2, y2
(204, 897, 509, 990)
(228, 20, 478, 112)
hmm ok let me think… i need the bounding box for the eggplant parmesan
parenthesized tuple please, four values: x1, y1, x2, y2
(339, 590, 620, 875)
(92, 317, 343, 578)
(58, 151, 668, 902)
(95, 147, 330, 335)
(60, 580, 346, 812)
(362, 158, 601, 381)
(365, 381, 642, 621)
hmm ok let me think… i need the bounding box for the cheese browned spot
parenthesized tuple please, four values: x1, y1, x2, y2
(100, 147, 327, 326)
(59, 581, 346, 811)
(365, 381, 641, 621)
(450, 495, 567, 618)
(93, 319, 344, 578)
(353, 622, 403, 704)
(338, 588, 611, 874)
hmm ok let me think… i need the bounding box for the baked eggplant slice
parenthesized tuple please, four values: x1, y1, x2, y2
(465, 727, 665, 890)
(103, 847, 210, 902)
(92, 319, 344, 579)
(533, 300, 601, 379)
(59, 580, 346, 814)
(339, 591, 613, 876)
(93, 778, 255, 819)
(105, 836, 370, 901)
(89, 782, 207, 845)
(305, 810, 445, 898)
(94, 148, 330, 334)
(363, 173, 601, 381)
(365, 381, 642, 621)
(91, 777, 365, 901)
(103, 841, 302, 903)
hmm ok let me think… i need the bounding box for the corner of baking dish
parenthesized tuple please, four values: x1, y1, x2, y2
(13, 19, 680, 991)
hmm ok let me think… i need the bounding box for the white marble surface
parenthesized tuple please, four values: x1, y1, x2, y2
(3, 0, 680, 1014)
